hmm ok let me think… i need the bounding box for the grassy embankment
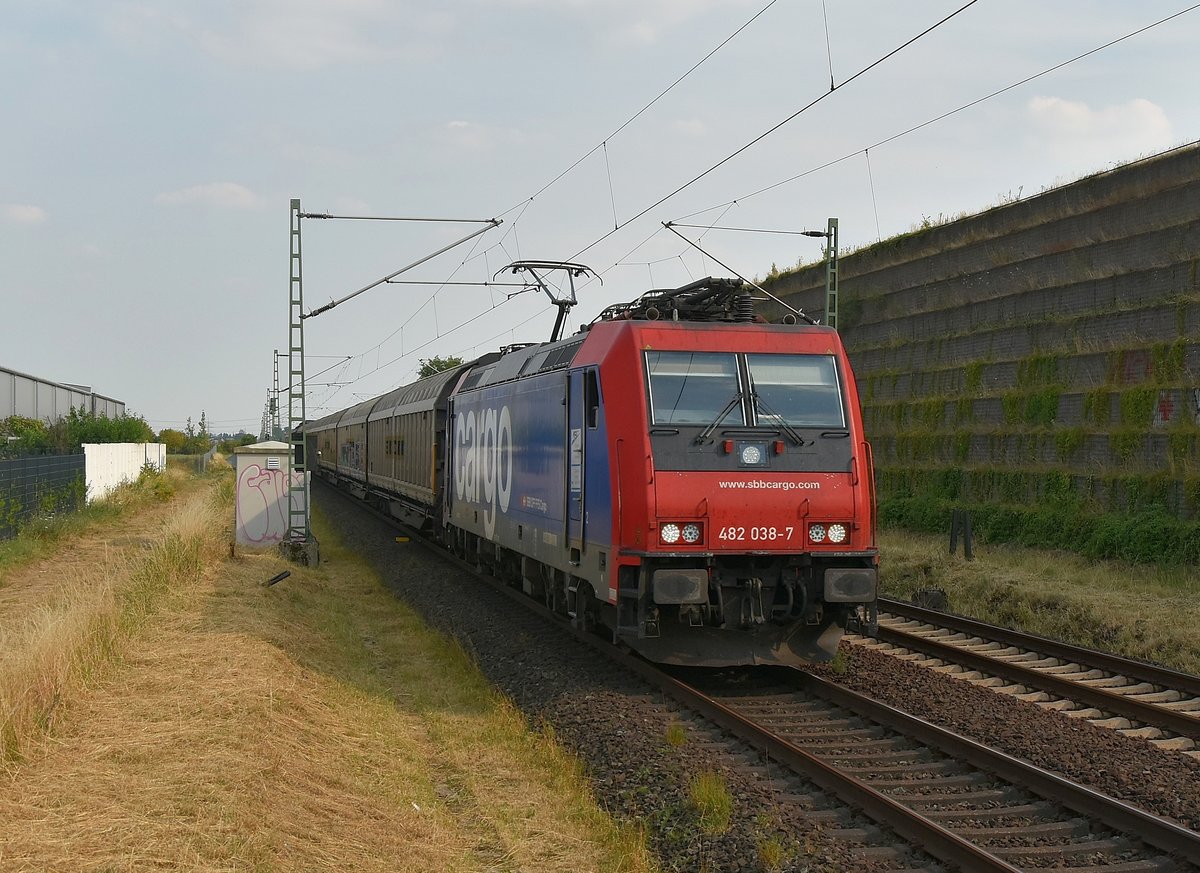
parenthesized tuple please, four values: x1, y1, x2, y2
(0, 461, 654, 871)
(878, 528, 1200, 675)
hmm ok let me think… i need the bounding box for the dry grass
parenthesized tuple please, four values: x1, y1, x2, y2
(0, 482, 225, 769)
(879, 529, 1200, 674)
(0, 480, 655, 872)
(0, 465, 197, 581)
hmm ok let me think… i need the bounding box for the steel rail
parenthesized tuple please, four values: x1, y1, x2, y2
(793, 670, 1200, 868)
(872, 622, 1200, 739)
(616, 658, 1024, 873)
(879, 597, 1200, 697)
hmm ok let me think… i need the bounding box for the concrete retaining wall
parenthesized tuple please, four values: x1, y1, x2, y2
(764, 141, 1200, 519)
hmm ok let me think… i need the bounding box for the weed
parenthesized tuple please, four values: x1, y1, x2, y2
(689, 771, 733, 835)
(1111, 429, 1143, 463)
(665, 723, 687, 748)
(1054, 427, 1085, 461)
(1016, 353, 1059, 387)
(828, 647, 853, 675)
(757, 835, 787, 871)
(1119, 387, 1158, 427)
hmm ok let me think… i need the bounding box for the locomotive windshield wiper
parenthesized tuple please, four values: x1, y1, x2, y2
(693, 391, 743, 444)
(748, 383, 808, 446)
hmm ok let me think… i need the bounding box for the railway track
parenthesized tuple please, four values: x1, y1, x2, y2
(675, 666, 1200, 872)
(848, 598, 1200, 757)
(488, 586, 1200, 870)
(321, 483, 1200, 871)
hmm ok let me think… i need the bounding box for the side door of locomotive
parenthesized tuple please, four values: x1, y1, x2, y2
(566, 366, 602, 560)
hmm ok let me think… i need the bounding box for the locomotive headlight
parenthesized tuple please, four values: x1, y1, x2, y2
(809, 524, 826, 543)
(737, 441, 768, 467)
(660, 523, 682, 544)
(682, 523, 702, 544)
(827, 523, 848, 544)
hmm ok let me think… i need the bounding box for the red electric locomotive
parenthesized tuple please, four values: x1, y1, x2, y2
(308, 276, 878, 667)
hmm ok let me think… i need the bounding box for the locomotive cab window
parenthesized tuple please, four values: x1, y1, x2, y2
(646, 351, 845, 430)
(585, 369, 601, 429)
(646, 351, 742, 425)
(747, 354, 845, 428)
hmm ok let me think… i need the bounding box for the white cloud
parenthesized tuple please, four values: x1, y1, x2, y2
(155, 182, 262, 209)
(1, 204, 48, 225)
(332, 196, 374, 215)
(477, 0, 746, 46)
(439, 120, 526, 152)
(1027, 96, 1174, 164)
(673, 118, 708, 137)
(106, 1, 454, 70)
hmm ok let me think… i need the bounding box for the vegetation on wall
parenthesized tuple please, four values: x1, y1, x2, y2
(877, 464, 1200, 565)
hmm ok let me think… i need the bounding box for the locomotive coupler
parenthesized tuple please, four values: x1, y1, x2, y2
(739, 578, 766, 627)
(644, 606, 661, 638)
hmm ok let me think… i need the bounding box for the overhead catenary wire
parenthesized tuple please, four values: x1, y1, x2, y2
(821, 0, 836, 91)
(497, 0, 783, 217)
(661, 222, 812, 322)
(865, 148, 882, 242)
(677, 2, 1200, 221)
(567, 0, 982, 263)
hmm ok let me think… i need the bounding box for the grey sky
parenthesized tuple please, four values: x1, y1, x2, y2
(2, 1, 1195, 433)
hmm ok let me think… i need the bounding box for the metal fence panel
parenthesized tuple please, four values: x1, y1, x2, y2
(0, 453, 86, 540)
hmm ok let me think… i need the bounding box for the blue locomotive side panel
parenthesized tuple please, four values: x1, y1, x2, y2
(448, 372, 568, 547)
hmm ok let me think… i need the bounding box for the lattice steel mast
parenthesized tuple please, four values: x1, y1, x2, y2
(287, 199, 309, 543)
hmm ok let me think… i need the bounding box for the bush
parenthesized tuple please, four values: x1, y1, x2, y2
(877, 492, 1200, 566)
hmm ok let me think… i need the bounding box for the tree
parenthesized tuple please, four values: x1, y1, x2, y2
(0, 416, 51, 455)
(158, 428, 187, 453)
(175, 413, 213, 454)
(418, 355, 464, 378)
(59, 407, 155, 449)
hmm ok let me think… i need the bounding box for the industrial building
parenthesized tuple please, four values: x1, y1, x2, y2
(1, 364, 125, 422)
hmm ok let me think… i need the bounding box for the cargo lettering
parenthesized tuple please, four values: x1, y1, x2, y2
(454, 405, 512, 538)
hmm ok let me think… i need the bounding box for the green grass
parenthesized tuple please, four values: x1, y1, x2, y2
(688, 772, 733, 835)
(878, 527, 1200, 674)
(0, 467, 181, 579)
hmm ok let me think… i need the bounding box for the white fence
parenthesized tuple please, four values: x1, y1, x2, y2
(83, 443, 167, 503)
